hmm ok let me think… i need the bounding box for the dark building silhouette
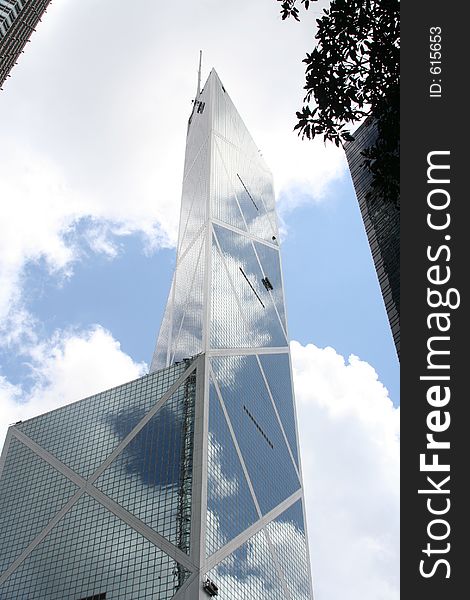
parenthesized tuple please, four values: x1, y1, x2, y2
(345, 116, 400, 359)
(0, 0, 51, 89)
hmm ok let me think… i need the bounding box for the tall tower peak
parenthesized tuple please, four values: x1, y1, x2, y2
(148, 67, 314, 598)
(152, 69, 282, 371)
(0, 67, 314, 600)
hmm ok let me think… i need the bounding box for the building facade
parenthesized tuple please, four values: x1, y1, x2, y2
(0, 0, 51, 89)
(0, 70, 313, 599)
(0, 360, 199, 598)
(344, 117, 400, 359)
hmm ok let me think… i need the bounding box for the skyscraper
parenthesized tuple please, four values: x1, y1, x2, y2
(0, 69, 313, 599)
(344, 117, 400, 359)
(0, 0, 51, 89)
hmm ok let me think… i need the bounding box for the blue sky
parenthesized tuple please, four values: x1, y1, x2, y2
(0, 1, 399, 598)
(2, 178, 399, 404)
(280, 178, 399, 403)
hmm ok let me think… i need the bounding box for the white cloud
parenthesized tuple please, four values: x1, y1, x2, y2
(291, 340, 399, 600)
(0, 145, 76, 323)
(208, 432, 239, 500)
(0, 137, 172, 332)
(264, 133, 347, 213)
(0, 326, 146, 446)
(266, 519, 312, 600)
(0, 0, 344, 335)
(0, 3, 397, 595)
(1, 334, 398, 599)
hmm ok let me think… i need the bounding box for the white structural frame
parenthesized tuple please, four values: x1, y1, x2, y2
(150, 68, 314, 599)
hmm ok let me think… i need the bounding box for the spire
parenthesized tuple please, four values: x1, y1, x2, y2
(151, 69, 287, 371)
(149, 72, 313, 600)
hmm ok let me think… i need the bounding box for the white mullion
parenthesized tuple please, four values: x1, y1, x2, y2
(169, 231, 205, 364)
(208, 362, 262, 519)
(197, 355, 211, 571)
(208, 346, 288, 357)
(165, 273, 177, 368)
(178, 179, 198, 257)
(202, 93, 214, 354)
(237, 148, 278, 241)
(5, 430, 196, 576)
(178, 138, 209, 258)
(182, 128, 211, 185)
(256, 355, 301, 482)
(204, 488, 302, 572)
(250, 239, 289, 342)
(171, 572, 200, 600)
(211, 217, 278, 249)
(213, 135, 248, 235)
(263, 527, 293, 600)
(176, 220, 206, 267)
(252, 175, 279, 240)
(211, 225, 254, 339)
(0, 486, 86, 587)
(87, 361, 198, 485)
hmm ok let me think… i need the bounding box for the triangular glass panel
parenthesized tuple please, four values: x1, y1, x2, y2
(211, 73, 277, 242)
(210, 229, 250, 349)
(211, 355, 300, 516)
(212, 73, 241, 148)
(178, 137, 210, 256)
(206, 378, 259, 556)
(0, 437, 78, 576)
(94, 370, 196, 553)
(258, 353, 299, 469)
(17, 362, 189, 479)
(0, 492, 191, 599)
(234, 168, 277, 244)
(150, 274, 175, 371)
(265, 500, 312, 600)
(253, 241, 287, 333)
(169, 227, 206, 364)
(211, 136, 248, 232)
(206, 527, 285, 600)
(211, 223, 287, 349)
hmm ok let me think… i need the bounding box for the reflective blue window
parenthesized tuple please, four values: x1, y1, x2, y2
(0, 437, 78, 575)
(212, 137, 248, 233)
(207, 528, 285, 600)
(17, 362, 188, 478)
(211, 355, 300, 515)
(206, 379, 258, 556)
(211, 224, 287, 349)
(0, 493, 191, 599)
(95, 372, 196, 553)
(258, 352, 299, 468)
(266, 500, 312, 600)
(253, 241, 287, 332)
(168, 229, 205, 365)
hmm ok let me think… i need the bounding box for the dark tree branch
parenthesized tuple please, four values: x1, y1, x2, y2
(276, 0, 400, 205)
